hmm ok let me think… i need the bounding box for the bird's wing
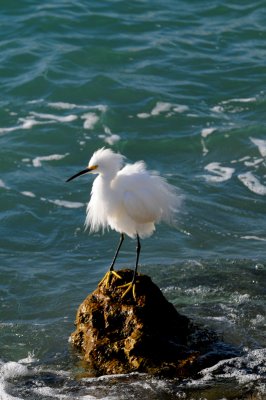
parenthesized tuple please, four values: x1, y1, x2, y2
(123, 188, 160, 224)
(116, 163, 156, 223)
(115, 161, 180, 225)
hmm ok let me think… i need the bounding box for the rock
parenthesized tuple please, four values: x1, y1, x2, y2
(70, 269, 236, 377)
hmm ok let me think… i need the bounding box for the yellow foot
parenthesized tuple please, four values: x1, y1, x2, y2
(98, 270, 122, 289)
(118, 281, 136, 301)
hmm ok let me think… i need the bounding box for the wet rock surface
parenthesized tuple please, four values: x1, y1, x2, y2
(71, 269, 237, 377)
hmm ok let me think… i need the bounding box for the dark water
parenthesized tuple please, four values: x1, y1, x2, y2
(0, 1, 265, 399)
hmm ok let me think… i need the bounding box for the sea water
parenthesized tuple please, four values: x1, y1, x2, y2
(0, 1, 265, 399)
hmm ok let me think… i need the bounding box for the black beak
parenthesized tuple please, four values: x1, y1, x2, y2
(66, 168, 90, 182)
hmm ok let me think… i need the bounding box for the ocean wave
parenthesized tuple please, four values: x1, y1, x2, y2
(1, 348, 265, 399)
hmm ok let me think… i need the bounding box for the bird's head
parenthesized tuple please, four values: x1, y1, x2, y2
(66, 147, 124, 182)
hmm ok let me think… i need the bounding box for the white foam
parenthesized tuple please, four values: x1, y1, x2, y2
(32, 153, 69, 167)
(1, 361, 29, 380)
(99, 134, 106, 140)
(21, 118, 41, 129)
(30, 111, 78, 123)
(231, 292, 250, 304)
(0, 117, 55, 135)
(250, 314, 265, 326)
(238, 171, 266, 195)
(244, 158, 263, 167)
(173, 104, 189, 113)
(241, 235, 266, 242)
(0, 179, 10, 189)
(201, 127, 216, 138)
(0, 385, 23, 400)
(103, 125, 112, 135)
(231, 156, 251, 164)
(89, 104, 108, 113)
(32, 386, 74, 399)
(48, 102, 108, 113)
(0, 361, 30, 400)
(221, 97, 257, 105)
(203, 162, 235, 183)
(211, 105, 224, 113)
(184, 285, 219, 297)
(80, 396, 116, 400)
(20, 191, 36, 198)
(0, 126, 18, 135)
(27, 99, 44, 104)
(99, 126, 121, 145)
(137, 112, 150, 119)
(48, 101, 86, 110)
(18, 352, 38, 364)
(137, 103, 187, 119)
(201, 139, 209, 155)
(104, 134, 121, 145)
(151, 102, 173, 116)
(81, 113, 99, 129)
(48, 199, 84, 208)
(251, 137, 266, 157)
(19, 117, 55, 129)
(199, 348, 266, 385)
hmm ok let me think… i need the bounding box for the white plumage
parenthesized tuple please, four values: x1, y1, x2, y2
(85, 148, 178, 238)
(67, 147, 180, 299)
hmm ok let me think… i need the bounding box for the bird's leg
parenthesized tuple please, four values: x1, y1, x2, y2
(98, 233, 124, 288)
(119, 234, 141, 300)
(109, 233, 124, 272)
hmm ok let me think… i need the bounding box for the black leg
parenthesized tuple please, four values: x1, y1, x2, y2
(110, 233, 124, 271)
(132, 234, 141, 283)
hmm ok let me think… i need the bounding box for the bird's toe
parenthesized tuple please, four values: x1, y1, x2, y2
(98, 270, 122, 288)
(118, 281, 137, 301)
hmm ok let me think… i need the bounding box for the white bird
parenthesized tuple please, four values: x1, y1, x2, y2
(66, 147, 180, 299)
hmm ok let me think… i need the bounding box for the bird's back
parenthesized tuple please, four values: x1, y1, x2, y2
(113, 161, 180, 232)
(85, 159, 180, 239)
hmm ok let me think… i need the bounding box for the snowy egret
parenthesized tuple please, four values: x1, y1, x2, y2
(66, 148, 180, 299)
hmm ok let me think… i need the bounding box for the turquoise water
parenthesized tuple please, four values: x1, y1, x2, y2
(1, 1, 266, 399)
